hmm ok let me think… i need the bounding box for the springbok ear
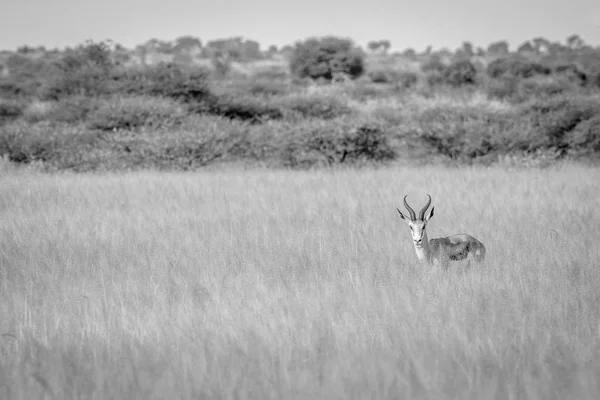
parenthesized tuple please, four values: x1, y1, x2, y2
(425, 206, 435, 222)
(396, 208, 407, 220)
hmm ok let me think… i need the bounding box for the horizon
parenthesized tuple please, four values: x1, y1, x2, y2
(2, 0, 600, 52)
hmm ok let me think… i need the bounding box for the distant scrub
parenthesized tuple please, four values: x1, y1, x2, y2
(1, 38, 600, 171)
(278, 119, 396, 167)
(280, 93, 353, 119)
(111, 64, 212, 104)
(290, 37, 365, 81)
(87, 96, 187, 131)
(414, 94, 600, 161)
(204, 94, 283, 122)
(367, 69, 420, 89)
(0, 99, 24, 125)
(486, 57, 551, 79)
(442, 60, 478, 86)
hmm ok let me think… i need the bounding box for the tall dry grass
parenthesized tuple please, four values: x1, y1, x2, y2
(1, 164, 600, 399)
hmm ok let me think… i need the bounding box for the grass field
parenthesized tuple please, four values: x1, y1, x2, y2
(1, 163, 600, 399)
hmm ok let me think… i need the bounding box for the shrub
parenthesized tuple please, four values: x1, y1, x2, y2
(486, 76, 519, 100)
(40, 41, 114, 100)
(87, 96, 188, 131)
(486, 57, 551, 79)
(564, 114, 600, 154)
(280, 93, 353, 119)
(290, 37, 365, 81)
(416, 106, 523, 160)
(281, 119, 396, 167)
(45, 96, 96, 124)
(244, 79, 289, 96)
(0, 121, 101, 166)
(110, 63, 212, 104)
(368, 70, 392, 83)
(204, 94, 283, 122)
(442, 60, 478, 86)
(210, 51, 232, 77)
(396, 71, 420, 89)
(0, 100, 24, 124)
(519, 95, 599, 151)
(553, 64, 587, 86)
(516, 76, 574, 100)
(420, 59, 446, 74)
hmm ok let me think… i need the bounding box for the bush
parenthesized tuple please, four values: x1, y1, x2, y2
(368, 69, 393, 83)
(516, 76, 574, 100)
(243, 79, 289, 96)
(110, 63, 212, 104)
(281, 119, 396, 167)
(485, 76, 519, 100)
(204, 95, 283, 122)
(396, 71, 420, 89)
(553, 64, 587, 86)
(442, 60, 478, 86)
(416, 106, 525, 160)
(40, 41, 114, 100)
(280, 93, 353, 119)
(290, 37, 365, 81)
(519, 95, 599, 151)
(0, 100, 24, 124)
(87, 96, 188, 131)
(44, 96, 96, 124)
(0, 121, 101, 166)
(420, 59, 447, 74)
(486, 57, 551, 79)
(564, 114, 600, 154)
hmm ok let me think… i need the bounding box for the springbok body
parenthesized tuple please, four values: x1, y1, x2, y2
(397, 195, 486, 268)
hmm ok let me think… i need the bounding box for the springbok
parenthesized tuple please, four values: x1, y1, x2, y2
(397, 194, 486, 268)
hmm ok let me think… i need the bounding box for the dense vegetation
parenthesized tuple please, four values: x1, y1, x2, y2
(1, 36, 599, 171)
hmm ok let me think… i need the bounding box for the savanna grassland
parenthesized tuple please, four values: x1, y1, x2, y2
(1, 36, 600, 399)
(1, 162, 600, 399)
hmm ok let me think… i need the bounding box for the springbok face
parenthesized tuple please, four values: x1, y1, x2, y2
(397, 194, 435, 247)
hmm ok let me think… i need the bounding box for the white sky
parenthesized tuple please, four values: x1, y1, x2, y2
(2, 0, 599, 51)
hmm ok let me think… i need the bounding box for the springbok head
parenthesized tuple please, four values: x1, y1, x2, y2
(397, 194, 435, 247)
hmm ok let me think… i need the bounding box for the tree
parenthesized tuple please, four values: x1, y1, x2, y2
(367, 40, 391, 54)
(532, 37, 550, 53)
(517, 41, 535, 54)
(367, 41, 380, 52)
(173, 36, 202, 52)
(487, 41, 509, 55)
(443, 59, 477, 86)
(460, 42, 474, 57)
(380, 40, 391, 54)
(290, 36, 365, 81)
(566, 34, 585, 50)
(402, 48, 416, 59)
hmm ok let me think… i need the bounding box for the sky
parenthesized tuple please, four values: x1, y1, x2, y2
(2, 0, 599, 52)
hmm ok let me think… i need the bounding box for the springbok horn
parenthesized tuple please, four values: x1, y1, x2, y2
(418, 194, 432, 220)
(403, 195, 416, 221)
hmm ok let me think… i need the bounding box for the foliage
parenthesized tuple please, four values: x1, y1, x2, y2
(420, 59, 447, 74)
(518, 95, 599, 152)
(442, 60, 478, 86)
(204, 95, 283, 122)
(553, 64, 587, 86)
(289, 37, 365, 81)
(110, 63, 212, 104)
(0, 99, 24, 125)
(281, 119, 396, 167)
(87, 96, 187, 131)
(486, 57, 551, 79)
(40, 41, 114, 100)
(280, 93, 353, 119)
(0, 121, 101, 165)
